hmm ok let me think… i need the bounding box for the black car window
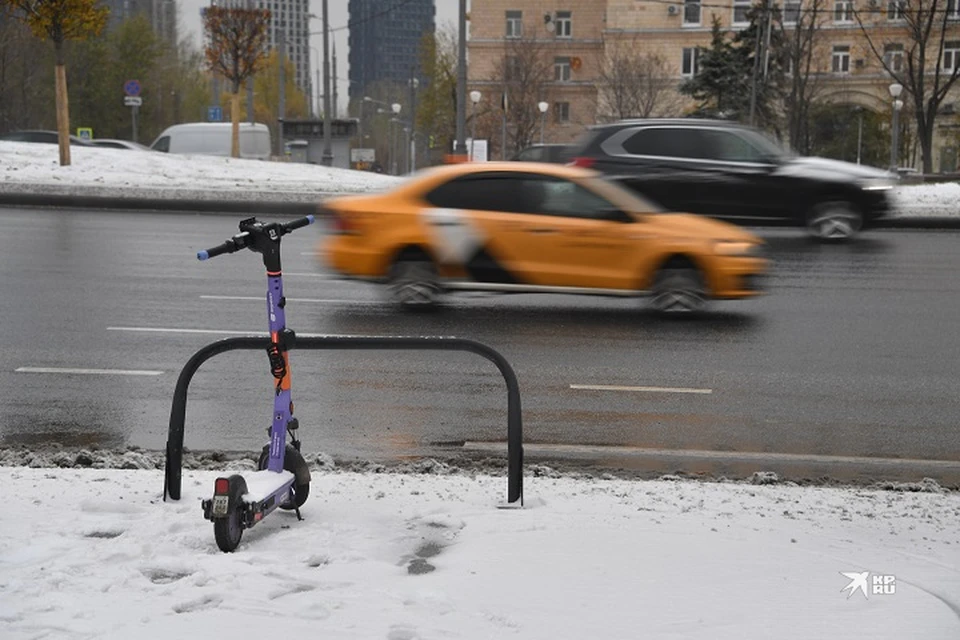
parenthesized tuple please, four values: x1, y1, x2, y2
(521, 176, 621, 220)
(621, 127, 710, 160)
(425, 175, 523, 213)
(152, 136, 170, 153)
(699, 129, 769, 163)
(516, 147, 543, 162)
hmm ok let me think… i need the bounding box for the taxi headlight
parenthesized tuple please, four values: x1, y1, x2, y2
(714, 241, 763, 256)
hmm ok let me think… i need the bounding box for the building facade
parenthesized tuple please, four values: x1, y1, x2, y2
(347, 0, 436, 102)
(211, 0, 313, 101)
(467, 0, 960, 171)
(105, 0, 178, 47)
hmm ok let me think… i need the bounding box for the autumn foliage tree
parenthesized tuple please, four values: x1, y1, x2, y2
(203, 6, 270, 158)
(1, 0, 108, 166)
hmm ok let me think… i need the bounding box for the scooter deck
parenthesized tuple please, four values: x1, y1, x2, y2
(240, 469, 295, 503)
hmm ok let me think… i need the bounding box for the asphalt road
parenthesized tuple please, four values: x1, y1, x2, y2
(2, 207, 958, 484)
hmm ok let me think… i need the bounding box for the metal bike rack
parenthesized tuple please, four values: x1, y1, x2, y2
(164, 335, 524, 505)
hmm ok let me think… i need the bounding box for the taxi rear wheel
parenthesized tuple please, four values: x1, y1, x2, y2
(650, 266, 707, 314)
(388, 257, 441, 308)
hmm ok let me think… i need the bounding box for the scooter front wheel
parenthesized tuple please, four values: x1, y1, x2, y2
(258, 444, 311, 510)
(213, 475, 248, 552)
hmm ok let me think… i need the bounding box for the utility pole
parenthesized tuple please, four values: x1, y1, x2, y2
(748, 0, 769, 126)
(321, 0, 333, 166)
(333, 40, 339, 118)
(278, 29, 286, 157)
(455, 0, 467, 155)
(247, 0, 254, 123)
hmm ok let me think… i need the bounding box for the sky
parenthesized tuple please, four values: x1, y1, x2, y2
(177, 0, 461, 117)
(0, 141, 958, 638)
(1, 459, 959, 639)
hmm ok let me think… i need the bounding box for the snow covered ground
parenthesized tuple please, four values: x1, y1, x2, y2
(1, 142, 958, 638)
(1, 462, 958, 640)
(0, 141, 957, 217)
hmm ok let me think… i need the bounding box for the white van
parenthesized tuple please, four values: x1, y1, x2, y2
(150, 122, 272, 160)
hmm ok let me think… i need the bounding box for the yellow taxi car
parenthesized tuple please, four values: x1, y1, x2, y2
(318, 162, 767, 314)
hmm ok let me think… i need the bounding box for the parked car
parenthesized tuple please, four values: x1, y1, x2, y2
(90, 139, 152, 151)
(568, 119, 897, 241)
(149, 122, 272, 160)
(510, 143, 572, 164)
(0, 130, 94, 146)
(319, 162, 767, 314)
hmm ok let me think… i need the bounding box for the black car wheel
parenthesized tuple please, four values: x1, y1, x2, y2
(388, 258, 441, 308)
(806, 200, 863, 241)
(650, 267, 707, 314)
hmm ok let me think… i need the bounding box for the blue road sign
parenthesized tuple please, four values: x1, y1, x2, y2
(207, 106, 223, 122)
(124, 79, 141, 97)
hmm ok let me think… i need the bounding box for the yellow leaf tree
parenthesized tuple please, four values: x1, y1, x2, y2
(1, 0, 108, 166)
(203, 6, 271, 158)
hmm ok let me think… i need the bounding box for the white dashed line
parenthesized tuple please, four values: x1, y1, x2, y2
(15, 367, 163, 376)
(570, 384, 713, 395)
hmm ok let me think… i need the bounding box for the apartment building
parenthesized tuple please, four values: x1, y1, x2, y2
(105, 0, 178, 47)
(467, 0, 960, 170)
(212, 0, 313, 99)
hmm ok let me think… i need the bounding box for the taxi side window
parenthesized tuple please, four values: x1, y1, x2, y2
(522, 177, 619, 220)
(425, 176, 520, 213)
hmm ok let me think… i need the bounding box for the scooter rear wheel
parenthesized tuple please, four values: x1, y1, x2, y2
(213, 474, 248, 553)
(258, 444, 311, 509)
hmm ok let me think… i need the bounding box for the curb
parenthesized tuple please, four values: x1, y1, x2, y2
(1, 192, 958, 229)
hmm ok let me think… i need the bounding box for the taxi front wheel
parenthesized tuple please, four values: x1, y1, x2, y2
(650, 267, 707, 314)
(388, 258, 441, 308)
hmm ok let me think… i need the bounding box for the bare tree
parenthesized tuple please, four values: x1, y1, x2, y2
(597, 37, 682, 120)
(855, 0, 960, 173)
(776, 0, 829, 153)
(487, 35, 553, 157)
(203, 6, 271, 158)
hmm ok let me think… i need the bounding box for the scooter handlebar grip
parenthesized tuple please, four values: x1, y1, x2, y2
(197, 240, 235, 261)
(283, 215, 315, 233)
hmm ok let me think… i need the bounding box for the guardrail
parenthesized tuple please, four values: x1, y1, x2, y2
(163, 334, 524, 506)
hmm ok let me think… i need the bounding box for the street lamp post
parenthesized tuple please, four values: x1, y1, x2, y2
(469, 90, 481, 161)
(854, 106, 863, 165)
(391, 102, 401, 175)
(409, 77, 419, 172)
(321, 0, 333, 166)
(889, 83, 903, 173)
(538, 101, 549, 145)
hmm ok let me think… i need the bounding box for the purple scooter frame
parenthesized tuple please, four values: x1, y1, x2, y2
(197, 215, 315, 552)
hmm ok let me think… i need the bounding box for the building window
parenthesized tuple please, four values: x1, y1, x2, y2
(555, 10, 572, 37)
(554, 57, 571, 82)
(683, 0, 701, 25)
(733, 0, 751, 25)
(884, 43, 904, 72)
(945, 41, 960, 71)
(948, 0, 960, 19)
(506, 10, 522, 38)
(783, 1, 801, 24)
(505, 56, 522, 81)
(887, 0, 905, 20)
(681, 47, 700, 77)
(832, 45, 851, 73)
(554, 101, 570, 123)
(834, 0, 854, 22)
(783, 55, 794, 76)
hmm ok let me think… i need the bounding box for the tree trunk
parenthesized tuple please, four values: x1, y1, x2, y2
(54, 41, 70, 167)
(231, 91, 241, 158)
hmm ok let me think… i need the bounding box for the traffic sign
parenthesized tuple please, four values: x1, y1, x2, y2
(124, 79, 141, 97)
(124, 96, 143, 107)
(76, 127, 93, 140)
(207, 106, 223, 122)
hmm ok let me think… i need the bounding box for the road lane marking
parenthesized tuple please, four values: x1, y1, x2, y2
(15, 367, 163, 376)
(199, 295, 378, 304)
(570, 384, 713, 395)
(462, 441, 960, 469)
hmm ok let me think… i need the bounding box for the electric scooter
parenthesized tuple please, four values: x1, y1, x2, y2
(197, 215, 315, 552)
